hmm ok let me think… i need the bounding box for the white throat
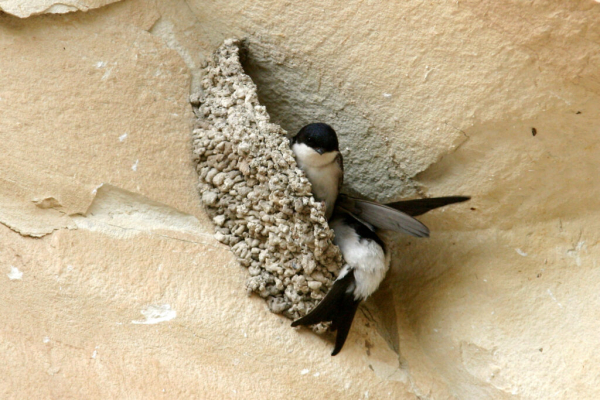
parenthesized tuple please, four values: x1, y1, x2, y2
(291, 142, 341, 219)
(292, 143, 338, 168)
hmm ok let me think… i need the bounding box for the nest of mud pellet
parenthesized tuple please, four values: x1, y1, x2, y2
(190, 39, 342, 322)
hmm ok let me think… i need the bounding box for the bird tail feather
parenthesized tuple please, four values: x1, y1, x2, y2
(291, 270, 361, 356)
(385, 196, 470, 217)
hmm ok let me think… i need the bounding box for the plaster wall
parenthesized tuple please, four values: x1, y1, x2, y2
(1, 0, 600, 398)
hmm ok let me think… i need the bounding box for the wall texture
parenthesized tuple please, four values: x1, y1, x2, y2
(2, 0, 600, 398)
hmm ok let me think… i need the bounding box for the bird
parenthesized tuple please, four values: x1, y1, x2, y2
(291, 196, 468, 356)
(291, 208, 389, 356)
(289, 123, 343, 220)
(290, 122, 470, 355)
(289, 123, 467, 236)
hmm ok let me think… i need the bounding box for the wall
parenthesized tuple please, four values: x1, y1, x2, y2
(2, 0, 600, 398)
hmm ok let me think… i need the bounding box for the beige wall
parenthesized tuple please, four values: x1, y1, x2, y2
(2, 0, 600, 398)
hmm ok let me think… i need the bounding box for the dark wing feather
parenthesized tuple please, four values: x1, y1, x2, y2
(386, 196, 470, 216)
(291, 270, 361, 356)
(335, 152, 344, 194)
(336, 194, 430, 237)
(291, 270, 356, 327)
(330, 299, 360, 356)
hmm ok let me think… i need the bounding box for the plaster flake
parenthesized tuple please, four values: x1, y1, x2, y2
(515, 248, 528, 257)
(131, 304, 176, 325)
(7, 266, 23, 280)
(0, 0, 122, 18)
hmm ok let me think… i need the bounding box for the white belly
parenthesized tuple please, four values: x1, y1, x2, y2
(330, 217, 390, 300)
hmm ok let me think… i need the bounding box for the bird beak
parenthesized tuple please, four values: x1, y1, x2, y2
(316, 148, 325, 155)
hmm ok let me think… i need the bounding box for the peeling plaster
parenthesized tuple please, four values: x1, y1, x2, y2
(0, 0, 122, 18)
(72, 184, 213, 241)
(132, 304, 177, 325)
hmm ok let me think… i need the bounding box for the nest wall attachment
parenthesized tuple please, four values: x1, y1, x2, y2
(191, 39, 342, 321)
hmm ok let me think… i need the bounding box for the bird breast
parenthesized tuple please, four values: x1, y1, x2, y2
(329, 219, 390, 301)
(292, 144, 341, 217)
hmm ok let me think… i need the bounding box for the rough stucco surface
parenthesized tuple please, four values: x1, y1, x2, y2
(2, 0, 600, 399)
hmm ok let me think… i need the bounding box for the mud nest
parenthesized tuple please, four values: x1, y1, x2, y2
(190, 39, 342, 322)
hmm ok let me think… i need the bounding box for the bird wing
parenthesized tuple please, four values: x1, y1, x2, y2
(386, 196, 470, 216)
(335, 152, 344, 194)
(336, 194, 430, 237)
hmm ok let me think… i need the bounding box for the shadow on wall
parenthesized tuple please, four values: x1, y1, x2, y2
(238, 38, 419, 202)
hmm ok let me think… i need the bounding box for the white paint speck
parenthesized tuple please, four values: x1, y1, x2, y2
(96, 61, 106, 68)
(424, 67, 434, 81)
(131, 159, 139, 171)
(132, 304, 176, 324)
(383, 93, 392, 98)
(313, 372, 320, 377)
(364, 390, 369, 399)
(119, 133, 128, 142)
(7, 266, 23, 280)
(43, 336, 50, 343)
(300, 369, 309, 375)
(547, 289, 563, 308)
(67, 265, 73, 272)
(516, 248, 528, 257)
(92, 348, 98, 359)
(567, 241, 586, 267)
(101, 67, 113, 81)
(483, 279, 488, 282)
